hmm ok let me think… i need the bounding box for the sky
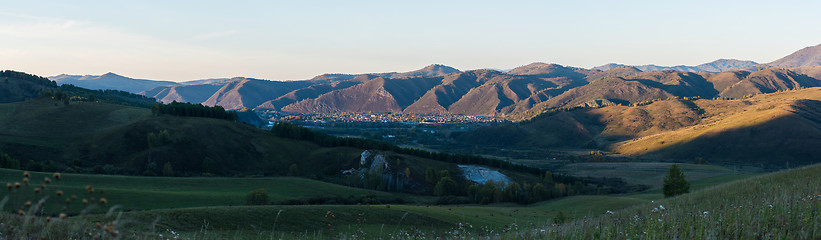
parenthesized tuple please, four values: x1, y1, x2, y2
(1, 0, 820, 81)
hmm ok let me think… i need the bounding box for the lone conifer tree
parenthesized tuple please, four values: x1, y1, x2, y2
(663, 164, 690, 197)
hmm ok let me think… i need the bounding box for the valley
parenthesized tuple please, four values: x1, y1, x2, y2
(1, 43, 820, 239)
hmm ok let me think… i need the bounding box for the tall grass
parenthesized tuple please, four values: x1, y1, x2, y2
(2, 164, 817, 239)
(509, 163, 821, 239)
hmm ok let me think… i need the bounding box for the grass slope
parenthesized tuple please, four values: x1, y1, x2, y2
(614, 87, 821, 166)
(461, 87, 821, 166)
(0, 99, 364, 177)
(71, 166, 753, 238)
(0, 168, 401, 215)
(535, 163, 821, 239)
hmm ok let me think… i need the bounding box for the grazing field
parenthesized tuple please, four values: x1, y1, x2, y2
(0, 163, 807, 239)
(534, 163, 821, 239)
(78, 165, 757, 238)
(0, 168, 404, 215)
(556, 162, 760, 190)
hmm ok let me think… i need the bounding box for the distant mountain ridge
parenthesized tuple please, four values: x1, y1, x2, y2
(49, 43, 821, 117)
(50, 73, 180, 93)
(768, 43, 821, 67)
(49, 73, 231, 94)
(593, 59, 759, 73)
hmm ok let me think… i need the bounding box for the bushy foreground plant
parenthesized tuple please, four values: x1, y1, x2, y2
(0, 170, 158, 239)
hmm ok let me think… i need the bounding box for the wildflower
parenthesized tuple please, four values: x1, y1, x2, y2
(65, 198, 71, 203)
(703, 211, 709, 215)
(34, 188, 40, 194)
(82, 199, 88, 205)
(25, 201, 32, 207)
(53, 172, 61, 181)
(99, 189, 105, 194)
(100, 198, 108, 204)
(17, 210, 25, 216)
(85, 185, 93, 192)
(658, 205, 665, 211)
(56, 190, 63, 196)
(45, 217, 51, 222)
(71, 195, 77, 200)
(103, 222, 118, 236)
(23, 172, 30, 178)
(6, 183, 11, 190)
(606, 210, 615, 215)
(768, 204, 773, 208)
(59, 213, 67, 219)
(22, 177, 29, 185)
(44, 177, 52, 184)
(14, 182, 20, 188)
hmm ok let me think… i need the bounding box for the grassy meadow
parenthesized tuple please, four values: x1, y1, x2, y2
(0, 168, 405, 215)
(0, 160, 772, 239)
(0, 161, 814, 239)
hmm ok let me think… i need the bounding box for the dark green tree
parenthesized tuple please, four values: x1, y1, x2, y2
(433, 177, 458, 196)
(503, 182, 522, 202)
(543, 170, 553, 184)
(201, 157, 218, 174)
(553, 211, 567, 224)
(425, 167, 437, 183)
(162, 162, 174, 177)
(663, 164, 690, 197)
(531, 183, 549, 201)
(245, 188, 269, 205)
(288, 163, 300, 176)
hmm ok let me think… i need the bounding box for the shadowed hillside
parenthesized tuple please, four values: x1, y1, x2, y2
(460, 88, 821, 167)
(768, 43, 821, 67)
(202, 78, 312, 110)
(0, 70, 56, 102)
(50, 72, 179, 93)
(142, 81, 228, 104)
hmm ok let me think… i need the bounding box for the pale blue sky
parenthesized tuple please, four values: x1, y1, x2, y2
(1, 0, 820, 81)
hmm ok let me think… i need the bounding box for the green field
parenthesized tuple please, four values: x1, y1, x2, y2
(556, 162, 760, 190)
(0, 168, 405, 214)
(0, 161, 821, 239)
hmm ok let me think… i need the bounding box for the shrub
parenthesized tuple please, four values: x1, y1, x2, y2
(245, 188, 270, 205)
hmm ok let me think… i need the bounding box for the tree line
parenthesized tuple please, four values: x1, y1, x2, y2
(151, 101, 238, 121)
(270, 122, 543, 175)
(270, 122, 641, 202)
(0, 70, 56, 87)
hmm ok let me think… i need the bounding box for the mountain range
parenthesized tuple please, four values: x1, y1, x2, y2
(592, 59, 760, 72)
(46, 44, 821, 118)
(49, 72, 229, 93)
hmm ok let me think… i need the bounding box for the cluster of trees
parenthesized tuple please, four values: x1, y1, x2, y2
(0, 70, 56, 87)
(147, 129, 172, 148)
(465, 180, 557, 204)
(43, 84, 158, 108)
(270, 122, 642, 202)
(39, 89, 72, 105)
(345, 166, 409, 193)
(424, 167, 639, 205)
(520, 106, 588, 124)
(151, 102, 238, 121)
(0, 153, 20, 169)
(425, 169, 458, 196)
(270, 122, 546, 175)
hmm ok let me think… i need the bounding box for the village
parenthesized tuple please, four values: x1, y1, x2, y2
(260, 111, 508, 125)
